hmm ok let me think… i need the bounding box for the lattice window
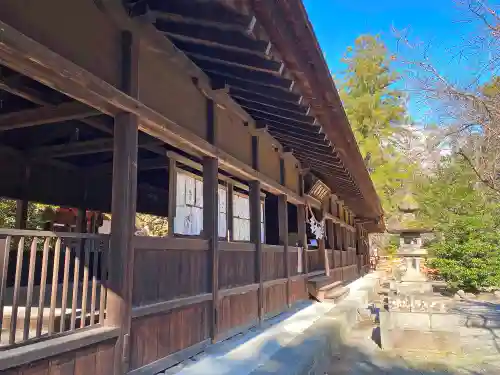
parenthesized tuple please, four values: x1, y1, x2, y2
(232, 192, 265, 242)
(174, 172, 204, 235)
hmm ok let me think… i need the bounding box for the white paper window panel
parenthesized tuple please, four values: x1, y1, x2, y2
(218, 186, 227, 213)
(174, 205, 203, 235)
(233, 194, 250, 220)
(176, 173, 187, 206)
(184, 174, 196, 206)
(218, 212, 227, 238)
(233, 217, 250, 241)
(195, 179, 203, 208)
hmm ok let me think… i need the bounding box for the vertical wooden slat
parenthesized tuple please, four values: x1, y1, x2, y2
(99, 242, 107, 325)
(0, 235, 11, 336)
(249, 180, 263, 324)
(80, 240, 90, 329)
(90, 240, 99, 325)
(23, 237, 38, 340)
(36, 237, 50, 337)
(203, 156, 219, 341)
(71, 240, 82, 331)
(251, 136, 259, 171)
(297, 204, 308, 274)
(167, 158, 177, 236)
(48, 238, 62, 336)
(10, 237, 24, 344)
(59, 243, 71, 333)
(226, 183, 234, 241)
(278, 194, 290, 307)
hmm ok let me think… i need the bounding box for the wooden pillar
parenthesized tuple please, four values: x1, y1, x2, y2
(297, 204, 308, 275)
(226, 183, 234, 241)
(326, 219, 335, 268)
(15, 199, 28, 230)
(202, 157, 219, 341)
(107, 111, 138, 374)
(167, 158, 177, 236)
(250, 180, 263, 324)
(278, 194, 290, 307)
(107, 30, 139, 375)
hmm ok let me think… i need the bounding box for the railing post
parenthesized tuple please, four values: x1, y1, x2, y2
(250, 180, 263, 324)
(106, 30, 139, 375)
(203, 156, 219, 342)
(278, 194, 290, 307)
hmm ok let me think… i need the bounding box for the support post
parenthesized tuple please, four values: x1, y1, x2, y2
(326, 219, 335, 268)
(168, 158, 177, 236)
(297, 204, 308, 275)
(226, 183, 234, 241)
(250, 180, 263, 323)
(203, 157, 219, 342)
(107, 111, 138, 375)
(15, 199, 28, 230)
(106, 29, 139, 375)
(278, 194, 290, 307)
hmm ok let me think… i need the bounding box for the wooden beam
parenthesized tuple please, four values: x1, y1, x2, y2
(235, 97, 314, 125)
(172, 38, 282, 72)
(0, 102, 100, 131)
(15, 199, 28, 230)
(278, 194, 291, 307)
(226, 183, 234, 241)
(249, 180, 263, 324)
(297, 203, 308, 275)
(167, 158, 177, 236)
(105, 30, 139, 375)
(191, 57, 293, 89)
(206, 98, 216, 144)
(206, 71, 300, 103)
(230, 87, 308, 115)
(203, 157, 219, 342)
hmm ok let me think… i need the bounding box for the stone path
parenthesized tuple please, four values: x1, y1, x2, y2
(328, 320, 500, 374)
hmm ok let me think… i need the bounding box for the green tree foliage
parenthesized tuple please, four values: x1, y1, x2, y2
(416, 158, 500, 291)
(340, 35, 414, 214)
(0, 198, 56, 230)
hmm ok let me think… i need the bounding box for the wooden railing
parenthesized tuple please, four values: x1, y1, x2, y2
(0, 229, 109, 349)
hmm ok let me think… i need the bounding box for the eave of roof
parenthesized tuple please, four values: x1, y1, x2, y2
(251, 0, 383, 224)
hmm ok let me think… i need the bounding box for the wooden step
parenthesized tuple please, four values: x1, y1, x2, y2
(307, 275, 347, 302)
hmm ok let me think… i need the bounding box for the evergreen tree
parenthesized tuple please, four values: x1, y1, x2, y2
(340, 35, 414, 214)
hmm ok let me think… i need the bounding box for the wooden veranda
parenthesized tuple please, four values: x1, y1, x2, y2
(0, 1, 383, 374)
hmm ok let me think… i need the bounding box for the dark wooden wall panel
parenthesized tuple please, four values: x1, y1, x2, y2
(289, 251, 300, 277)
(138, 43, 207, 139)
(307, 251, 322, 273)
(0, 0, 120, 86)
(258, 134, 281, 181)
(290, 277, 308, 304)
(219, 250, 255, 289)
(130, 301, 210, 371)
(263, 283, 287, 316)
(262, 251, 285, 281)
(133, 238, 209, 306)
(216, 108, 252, 166)
(333, 250, 341, 269)
(4, 338, 116, 375)
(218, 291, 258, 335)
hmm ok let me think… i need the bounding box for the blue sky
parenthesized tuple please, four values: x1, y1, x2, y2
(303, 0, 487, 123)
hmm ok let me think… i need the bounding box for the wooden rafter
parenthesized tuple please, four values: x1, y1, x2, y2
(206, 71, 299, 103)
(0, 102, 100, 131)
(29, 138, 163, 158)
(236, 98, 315, 125)
(230, 87, 308, 115)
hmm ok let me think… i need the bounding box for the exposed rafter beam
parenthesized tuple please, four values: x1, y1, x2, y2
(172, 38, 282, 73)
(150, 2, 252, 29)
(0, 76, 166, 156)
(207, 71, 300, 103)
(30, 138, 164, 158)
(267, 125, 331, 147)
(191, 56, 292, 89)
(235, 98, 315, 125)
(229, 87, 308, 115)
(0, 102, 100, 131)
(0, 143, 76, 170)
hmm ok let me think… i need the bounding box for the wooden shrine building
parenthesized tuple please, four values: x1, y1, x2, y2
(0, 1, 383, 374)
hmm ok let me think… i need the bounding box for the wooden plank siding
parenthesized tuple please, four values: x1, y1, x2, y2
(218, 243, 255, 289)
(217, 291, 259, 341)
(261, 246, 285, 282)
(132, 237, 210, 306)
(4, 338, 117, 375)
(263, 283, 287, 318)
